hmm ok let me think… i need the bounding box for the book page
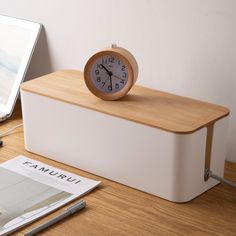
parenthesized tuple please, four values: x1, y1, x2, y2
(0, 155, 100, 235)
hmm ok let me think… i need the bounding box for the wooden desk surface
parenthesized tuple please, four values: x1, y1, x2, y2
(0, 102, 235, 236)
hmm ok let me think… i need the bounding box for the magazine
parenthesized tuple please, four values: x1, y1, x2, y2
(0, 155, 101, 236)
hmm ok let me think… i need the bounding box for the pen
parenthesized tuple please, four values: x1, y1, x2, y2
(25, 200, 86, 236)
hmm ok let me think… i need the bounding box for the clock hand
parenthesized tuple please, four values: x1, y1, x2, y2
(111, 74, 124, 81)
(109, 74, 113, 91)
(100, 64, 113, 90)
(100, 64, 112, 76)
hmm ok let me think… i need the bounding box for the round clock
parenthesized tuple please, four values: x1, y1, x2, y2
(84, 44, 138, 100)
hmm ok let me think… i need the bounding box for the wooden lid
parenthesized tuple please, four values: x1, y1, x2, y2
(21, 70, 230, 134)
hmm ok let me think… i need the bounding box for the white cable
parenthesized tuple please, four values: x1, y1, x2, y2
(0, 123, 23, 138)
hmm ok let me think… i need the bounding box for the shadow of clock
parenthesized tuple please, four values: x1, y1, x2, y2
(121, 91, 162, 101)
(119, 94, 145, 102)
(120, 93, 172, 104)
(116, 92, 178, 114)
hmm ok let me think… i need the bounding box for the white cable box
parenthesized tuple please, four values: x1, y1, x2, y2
(20, 70, 230, 202)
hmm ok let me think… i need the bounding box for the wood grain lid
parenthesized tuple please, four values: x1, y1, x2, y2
(21, 70, 230, 134)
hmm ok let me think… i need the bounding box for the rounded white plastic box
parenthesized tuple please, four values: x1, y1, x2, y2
(21, 70, 229, 202)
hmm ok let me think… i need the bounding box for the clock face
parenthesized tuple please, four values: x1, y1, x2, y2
(90, 55, 129, 93)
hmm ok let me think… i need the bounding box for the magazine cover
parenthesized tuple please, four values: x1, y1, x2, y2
(0, 155, 101, 235)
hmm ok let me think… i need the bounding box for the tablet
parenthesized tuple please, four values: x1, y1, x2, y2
(0, 15, 41, 121)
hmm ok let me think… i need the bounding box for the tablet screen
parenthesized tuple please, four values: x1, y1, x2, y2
(0, 15, 41, 115)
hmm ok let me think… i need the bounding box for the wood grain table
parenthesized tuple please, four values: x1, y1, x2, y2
(0, 102, 235, 236)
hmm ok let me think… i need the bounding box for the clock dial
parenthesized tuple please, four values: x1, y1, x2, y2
(84, 46, 138, 100)
(90, 55, 129, 93)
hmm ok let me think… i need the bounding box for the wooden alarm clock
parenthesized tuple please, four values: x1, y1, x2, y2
(84, 44, 138, 100)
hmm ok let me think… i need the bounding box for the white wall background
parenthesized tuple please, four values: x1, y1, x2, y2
(1, 0, 235, 162)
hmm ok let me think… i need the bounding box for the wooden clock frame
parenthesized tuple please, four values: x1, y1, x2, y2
(84, 46, 138, 100)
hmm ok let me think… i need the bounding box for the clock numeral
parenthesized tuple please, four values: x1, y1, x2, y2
(95, 69, 99, 75)
(97, 64, 103, 69)
(102, 81, 106, 87)
(122, 72, 127, 78)
(109, 57, 115, 63)
(115, 83, 119, 89)
(97, 77, 101, 82)
(120, 79, 125, 84)
(102, 58, 108, 64)
(121, 65, 126, 71)
(108, 85, 112, 91)
(118, 60, 121, 65)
